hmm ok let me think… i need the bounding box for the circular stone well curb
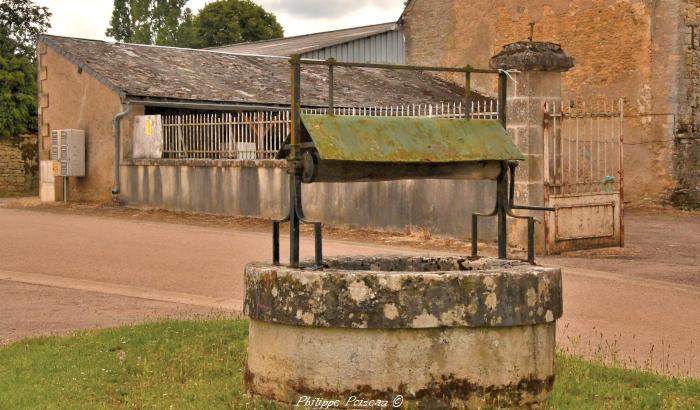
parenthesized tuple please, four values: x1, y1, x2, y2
(244, 256, 562, 329)
(244, 256, 563, 408)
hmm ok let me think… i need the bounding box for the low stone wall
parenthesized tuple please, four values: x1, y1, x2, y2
(120, 159, 498, 241)
(670, 136, 700, 209)
(0, 136, 36, 193)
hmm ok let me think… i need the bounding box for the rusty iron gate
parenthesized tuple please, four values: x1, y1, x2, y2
(543, 99, 624, 254)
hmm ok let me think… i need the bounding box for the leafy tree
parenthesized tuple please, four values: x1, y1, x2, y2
(174, 8, 202, 49)
(153, 0, 188, 45)
(192, 0, 283, 48)
(106, 0, 283, 48)
(0, 0, 50, 139)
(106, 0, 187, 45)
(0, 0, 51, 58)
(105, 0, 132, 44)
(0, 52, 37, 139)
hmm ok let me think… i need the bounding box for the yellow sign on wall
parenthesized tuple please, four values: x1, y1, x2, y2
(145, 117, 153, 138)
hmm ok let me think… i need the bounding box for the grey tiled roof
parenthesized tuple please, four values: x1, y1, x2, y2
(40, 34, 471, 108)
(209, 22, 397, 56)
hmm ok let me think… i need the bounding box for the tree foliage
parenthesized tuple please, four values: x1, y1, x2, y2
(0, 0, 50, 139)
(152, 0, 188, 45)
(106, 0, 188, 45)
(106, 0, 283, 48)
(0, 0, 51, 58)
(0, 52, 37, 139)
(105, 0, 132, 44)
(174, 7, 202, 48)
(193, 0, 283, 48)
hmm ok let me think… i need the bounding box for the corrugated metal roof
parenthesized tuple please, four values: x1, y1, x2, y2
(301, 115, 523, 162)
(209, 22, 398, 57)
(302, 29, 405, 64)
(40, 34, 473, 108)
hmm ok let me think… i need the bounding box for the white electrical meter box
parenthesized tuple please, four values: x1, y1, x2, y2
(133, 115, 163, 159)
(50, 129, 85, 177)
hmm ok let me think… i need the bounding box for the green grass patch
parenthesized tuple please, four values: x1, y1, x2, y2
(549, 355, 698, 409)
(0, 320, 697, 409)
(0, 320, 270, 409)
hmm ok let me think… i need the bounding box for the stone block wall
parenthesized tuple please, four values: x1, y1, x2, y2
(505, 71, 559, 250)
(673, 0, 700, 208)
(402, 0, 694, 207)
(0, 135, 36, 193)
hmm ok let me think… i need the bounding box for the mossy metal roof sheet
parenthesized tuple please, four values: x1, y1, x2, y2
(301, 115, 524, 163)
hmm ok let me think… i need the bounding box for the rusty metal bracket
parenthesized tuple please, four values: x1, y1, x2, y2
(472, 161, 555, 264)
(273, 55, 323, 270)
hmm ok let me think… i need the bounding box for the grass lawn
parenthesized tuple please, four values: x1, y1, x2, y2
(0, 320, 697, 409)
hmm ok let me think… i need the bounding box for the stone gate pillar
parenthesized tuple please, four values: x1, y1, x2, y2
(490, 42, 574, 253)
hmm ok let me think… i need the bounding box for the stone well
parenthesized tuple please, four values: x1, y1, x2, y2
(244, 256, 562, 408)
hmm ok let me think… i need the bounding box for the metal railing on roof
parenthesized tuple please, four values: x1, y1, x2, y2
(160, 101, 499, 160)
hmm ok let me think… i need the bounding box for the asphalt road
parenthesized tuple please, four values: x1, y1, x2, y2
(0, 208, 409, 300)
(1, 207, 698, 378)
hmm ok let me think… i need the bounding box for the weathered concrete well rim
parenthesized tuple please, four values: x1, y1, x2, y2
(245, 255, 563, 407)
(244, 256, 562, 329)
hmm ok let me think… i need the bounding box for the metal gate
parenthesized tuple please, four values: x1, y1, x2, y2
(543, 99, 624, 254)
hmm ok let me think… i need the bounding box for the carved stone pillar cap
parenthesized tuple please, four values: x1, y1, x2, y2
(490, 41, 574, 72)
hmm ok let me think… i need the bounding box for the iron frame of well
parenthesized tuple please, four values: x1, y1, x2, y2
(274, 55, 554, 268)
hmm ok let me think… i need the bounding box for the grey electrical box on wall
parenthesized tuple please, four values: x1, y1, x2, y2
(50, 129, 85, 177)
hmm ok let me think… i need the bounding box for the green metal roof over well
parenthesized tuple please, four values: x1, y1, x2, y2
(301, 115, 524, 163)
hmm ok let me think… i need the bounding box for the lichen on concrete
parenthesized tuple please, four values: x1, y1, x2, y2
(490, 41, 574, 72)
(244, 256, 562, 329)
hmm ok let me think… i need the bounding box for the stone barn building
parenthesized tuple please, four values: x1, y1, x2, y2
(36, 35, 463, 203)
(401, 0, 700, 208)
(38, 35, 508, 241)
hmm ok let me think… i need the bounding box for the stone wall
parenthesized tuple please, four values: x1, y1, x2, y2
(0, 136, 36, 193)
(673, 0, 700, 208)
(402, 0, 691, 207)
